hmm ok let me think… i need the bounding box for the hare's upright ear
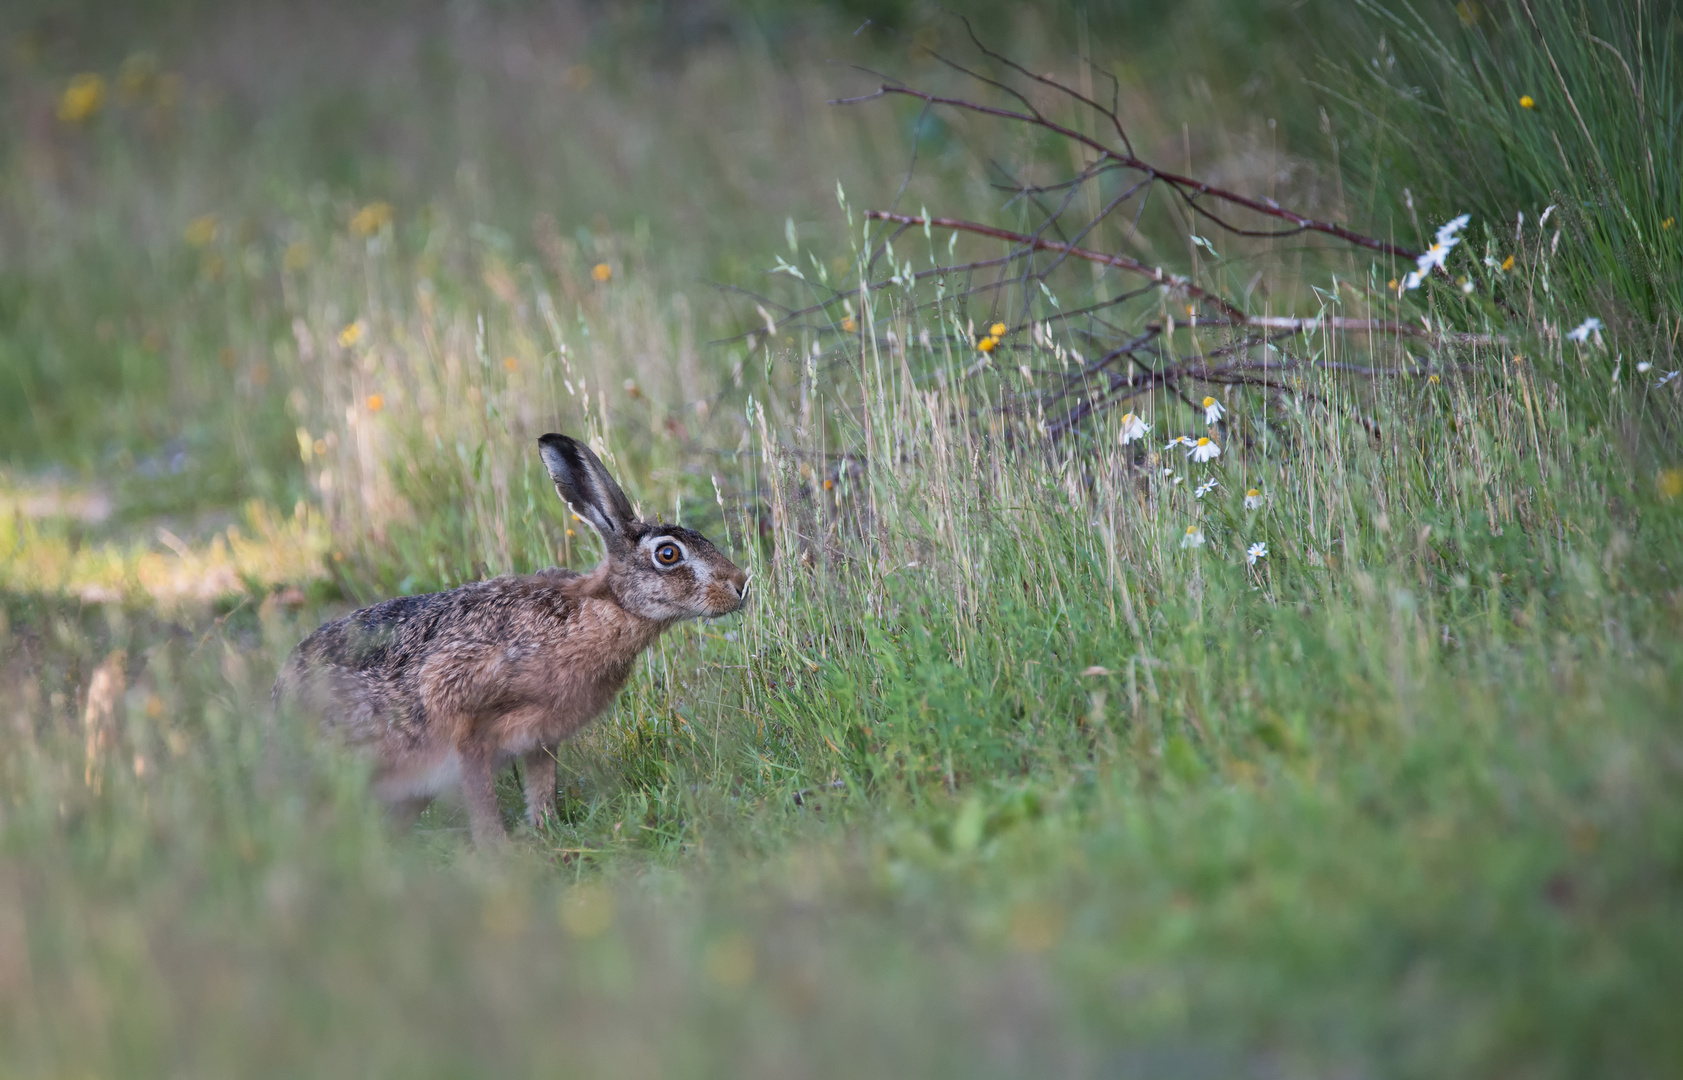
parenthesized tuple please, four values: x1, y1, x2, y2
(538, 434, 638, 546)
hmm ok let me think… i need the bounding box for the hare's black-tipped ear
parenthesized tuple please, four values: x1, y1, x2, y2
(538, 434, 637, 543)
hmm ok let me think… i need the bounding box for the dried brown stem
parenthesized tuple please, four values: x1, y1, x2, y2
(864, 210, 1248, 322)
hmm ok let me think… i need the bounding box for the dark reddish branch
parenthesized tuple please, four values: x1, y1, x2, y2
(838, 85, 1422, 261)
(865, 210, 1248, 322)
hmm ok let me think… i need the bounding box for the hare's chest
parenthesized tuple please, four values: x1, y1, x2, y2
(524, 599, 660, 728)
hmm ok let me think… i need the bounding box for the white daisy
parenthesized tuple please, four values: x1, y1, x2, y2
(1201, 395, 1225, 424)
(1566, 317, 1603, 344)
(1164, 436, 1193, 451)
(1246, 542, 1268, 566)
(1188, 436, 1221, 463)
(1402, 213, 1470, 291)
(1195, 478, 1218, 499)
(1118, 412, 1150, 444)
(1244, 487, 1262, 510)
(1181, 525, 1204, 549)
(1434, 214, 1470, 247)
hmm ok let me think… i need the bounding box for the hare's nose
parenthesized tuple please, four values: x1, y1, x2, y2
(732, 573, 751, 602)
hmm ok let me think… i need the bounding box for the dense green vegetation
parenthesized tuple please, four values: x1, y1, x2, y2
(2, 1, 1679, 1076)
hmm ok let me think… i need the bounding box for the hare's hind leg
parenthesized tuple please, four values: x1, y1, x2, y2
(458, 736, 508, 846)
(522, 745, 559, 830)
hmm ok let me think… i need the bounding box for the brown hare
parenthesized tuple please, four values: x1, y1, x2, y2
(273, 433, 748, 844)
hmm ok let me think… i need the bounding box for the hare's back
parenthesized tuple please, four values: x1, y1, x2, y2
(278, 574, 583, 740)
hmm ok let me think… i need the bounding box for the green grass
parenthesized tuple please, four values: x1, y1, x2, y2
(2, 1, 1682, 1077)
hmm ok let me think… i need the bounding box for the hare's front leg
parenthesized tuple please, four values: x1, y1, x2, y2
(457, 735, 507, 846)
(522, 745, 558, 829)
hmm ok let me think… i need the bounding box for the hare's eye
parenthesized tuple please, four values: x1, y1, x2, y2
(654, 542, 683, 567)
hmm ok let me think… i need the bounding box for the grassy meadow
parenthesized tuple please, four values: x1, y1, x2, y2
(3, 1, 1681, 1076)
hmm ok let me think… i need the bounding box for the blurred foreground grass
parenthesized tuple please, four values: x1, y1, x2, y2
(3, 1, 1681, 1077)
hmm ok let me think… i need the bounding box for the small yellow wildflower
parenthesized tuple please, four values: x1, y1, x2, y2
(1519, 95, 1535, 109)
(365, 393, 385, 413)
(1664, 218, 1676, 230)
(503, 356, 518, 372)
(338, 321, 364, 348)
(1388, 278, 1399, 291)
(58, 74, 106, 124)
(282, 241, 312, 271)
(184, 214, 217, 248)
(1501, 254, 1515, 271)
(841, 316, 857, 333)
(1428, 374, 1441, 384)
(1658, 468, 1683, 501)
(989, 322, 1007, 338)
(350, 201, 393, 237)
(977, 336, 998, 353)
(591, 262, 612, 282)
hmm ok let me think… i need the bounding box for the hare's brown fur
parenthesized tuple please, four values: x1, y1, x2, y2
(273, 434, 747, 844)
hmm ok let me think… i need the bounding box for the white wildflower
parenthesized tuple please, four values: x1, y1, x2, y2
(1181, 525, 1205, 549)
(1434, 214, 1470, 247)
(1636, 361, 1652, 374)
(1188, 436, 1221, 463)
(1195, 478, 1218, 499)
(1118, 412, 1150, 444)
(1566, 317, 1603, 344)
(1201, 395, 1225, 424)
(1402, 213, 1470, 290)
(1165, 435, 1193, 451)
(1244, 487, 1263, 510)
(1246, 542, 1268, 566)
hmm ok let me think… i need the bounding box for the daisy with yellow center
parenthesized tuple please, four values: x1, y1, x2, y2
(1402, 214, 1470, 290)
(1188, 436, 1221, 463)
(1244, 488, 1262, 510)
(1202, 395, 1224, 424)
(1164, 436, 1193, 451)
(1181, 525, 1204, 549)
(1118, 412, 1150, 445)
(1246, 542, 1268, 565)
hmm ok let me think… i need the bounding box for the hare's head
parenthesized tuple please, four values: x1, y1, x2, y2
(538, 434, 749, 622)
